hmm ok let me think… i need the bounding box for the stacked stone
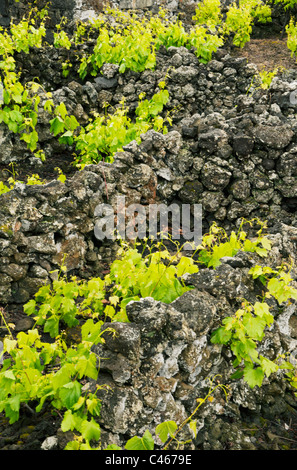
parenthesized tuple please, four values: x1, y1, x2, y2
(91, 226, 297, 449)
(2, 44, 297, 304)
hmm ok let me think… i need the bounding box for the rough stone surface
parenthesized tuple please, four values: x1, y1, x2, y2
(1, 4, 297, 451)
(2, 54, 297, 301)
(87, 228, 297, 449)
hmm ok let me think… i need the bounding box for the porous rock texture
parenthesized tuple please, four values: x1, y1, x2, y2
(90, 228, 297, 450)
(0, 0, 195, 29)
(2, 46, 297, 304)
(1, 30, 297, 448)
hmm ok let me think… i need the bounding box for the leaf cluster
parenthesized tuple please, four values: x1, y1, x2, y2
(0, 220, 289, 448)
(196, 218, 271, 269)
(223, 0, 271, 48)
(0, 1, 273, 175)
(0, 236, 201, 449)
(211, 300, 277, 388)
(125, 375, 229, 450)
(0, 10, 48, 157)
(211, 259, 297, 389)
(73, 83, 170, 166)
(0, 324, 104, 435)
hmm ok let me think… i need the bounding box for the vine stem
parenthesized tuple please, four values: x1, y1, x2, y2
(0, 307, 34, 386)
(0, 307, 13, 339)
(162, 376, 229, 450)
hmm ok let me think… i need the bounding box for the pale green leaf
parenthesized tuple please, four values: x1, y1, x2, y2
(155, 420, 178, 443)
(243, 363, 264, 388)
(61, 409, 77, 432)
(80, 418, 101, 442)
(125, 430, 154, 450)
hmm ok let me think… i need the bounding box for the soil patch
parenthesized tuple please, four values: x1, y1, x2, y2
(0, 150, 78, 187)
(231, 37, 297, 72)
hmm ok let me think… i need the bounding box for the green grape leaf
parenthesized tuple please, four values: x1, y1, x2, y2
(249, 265, 264, 279)
(3, 338, 18, 353)
(254, 246, 268, 258)
(23, 299, 37, 316)
(81, 319, 104, 344)
(59, 381, 82, 409)
(3, 369, 16, 381)
(80, 417, 101, 442)
(259, 237, 272, 250)
(125, 430, 154, 450)
(253, 302, 274, 326)
(61, 296, 76, 314)
(7, 394, 21, 413)
(51, 363, 76, 391)
(50, 116, 65, 136)
(8, 121, 19, 133)
(5, 396, 21, 424)
(44, 316, 60, 338)
(155, 420, 178, 443)
(65, 114, 79, 131)
(230, 369, 244, 380)
(9, 109, 23, 122)
(176, 256, 198, 277)
(243, 363, 264, 389)
(59, 130, 74, 145)
(65, 440, 81, 450)
(243, 239, 256, 252)
(61, 409, 77, 432)
(231, 337, 258, 362)
(210, 327, 232, 345)
(55, 102, 68, 120)
(189, 419, 198, 438)
(259, 356, 279, 378)
(76, 353, 98, 380)
(86, 397, 101, 417)
(242, 313, 266, 341)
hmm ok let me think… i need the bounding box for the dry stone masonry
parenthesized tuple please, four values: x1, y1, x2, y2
(2, 46, 297, 306)
(0, 0, 195, 28)
(1, 4, 297, 450)
(91, 227, 297, 449)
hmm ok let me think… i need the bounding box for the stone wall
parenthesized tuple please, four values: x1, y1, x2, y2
(1, 0, 72, 27)
(0, 0, 9, 26)
(0, 0, 193, 28)
(1, 0, 288, 32)
(1, 6, 297, 450)
(80, 227, 297, 449)
(2, 45, 297, 305)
